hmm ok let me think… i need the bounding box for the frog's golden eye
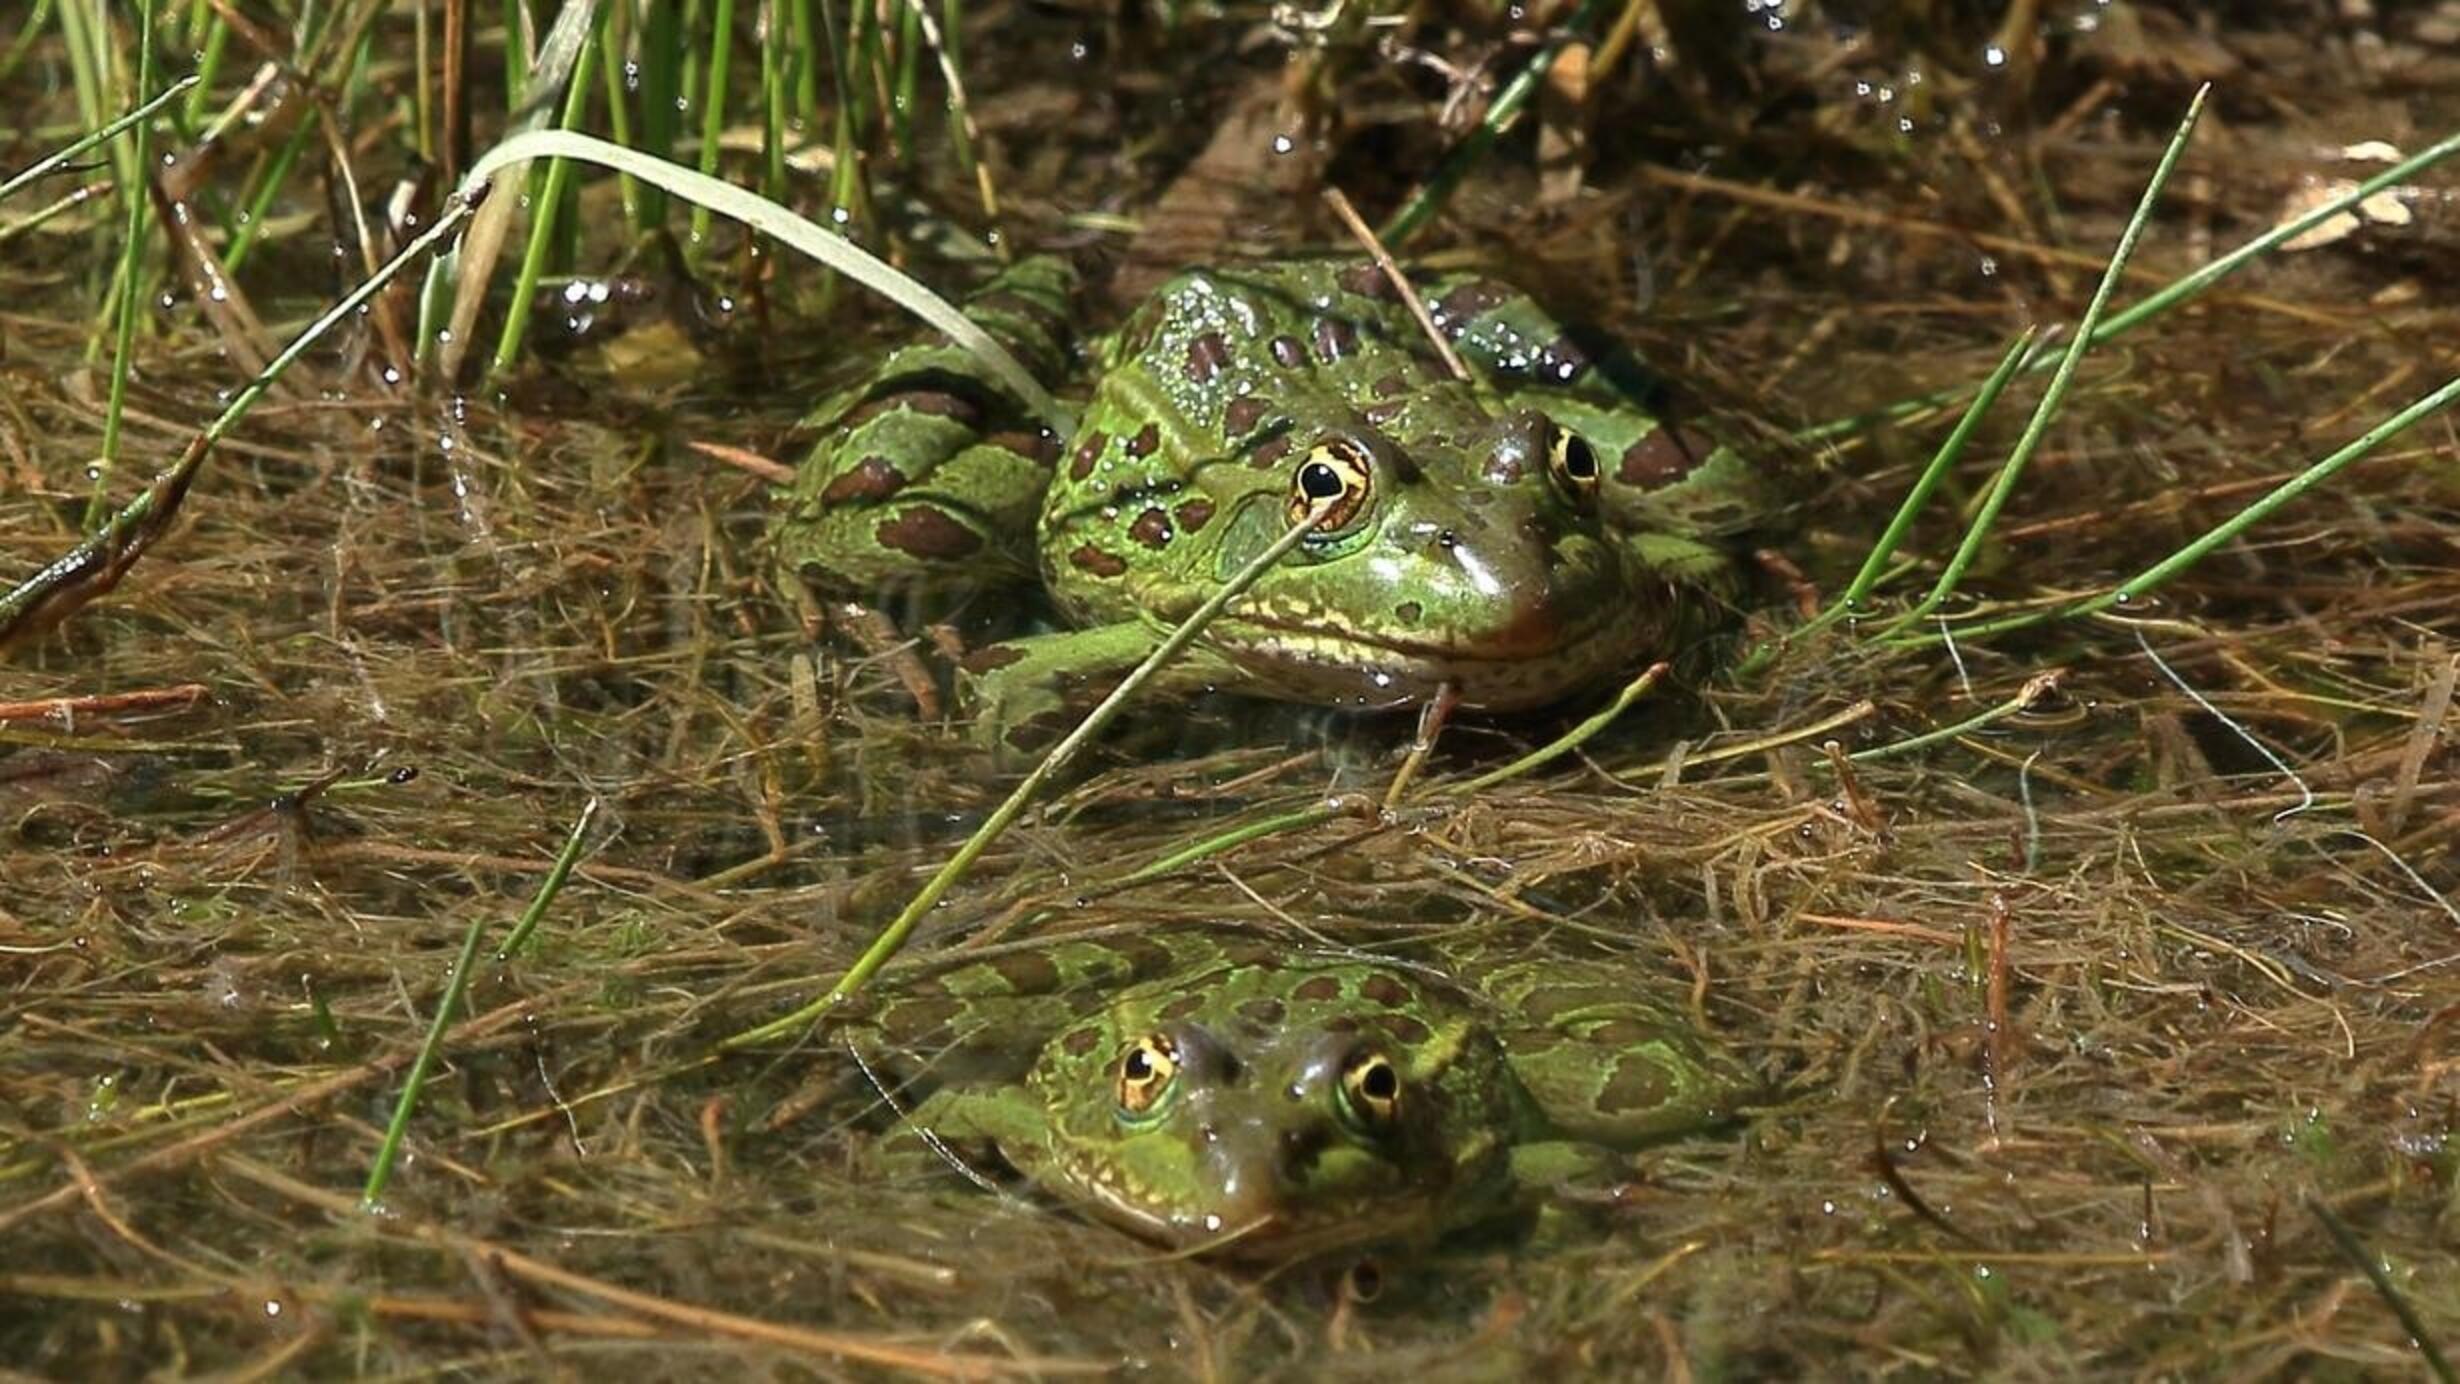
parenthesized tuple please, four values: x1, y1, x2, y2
(1288, 440, 1373, 533)
(1338, 1050, 1402, 1131)
(1547, 424, 1601, 494)
(1116, 1034, 1180, 1117)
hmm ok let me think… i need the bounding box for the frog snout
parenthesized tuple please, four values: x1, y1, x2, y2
(1190, 1108, 1332, 1227)
(1401, 522, 1610, 650)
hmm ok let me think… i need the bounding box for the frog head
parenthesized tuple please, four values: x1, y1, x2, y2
(1195, 399, 1668, 711)
(1016, 961, 1524, 1258)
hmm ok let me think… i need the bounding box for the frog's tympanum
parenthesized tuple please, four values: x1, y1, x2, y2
(777, 259, 1776, 751)
(853, 935, 1752, 1259)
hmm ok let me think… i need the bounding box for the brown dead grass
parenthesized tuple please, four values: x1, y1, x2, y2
(4, 3, 2458, 1377)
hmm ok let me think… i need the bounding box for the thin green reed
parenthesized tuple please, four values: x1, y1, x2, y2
(181, 1, 228, 129)
(0, 0, 60, 86)
(761, 0, 788, 201)
(637, 0, 683, 227)
(788, 0, 820, 123)
(891, 0, 920, 158)
(502, 0, 530, 111)
(412, 0, 431, 160)
(940, 0, 973, 174)
(91, 0, 158, 530)
(597, 3, 644, 227)
(690, 0, 738, 245)
(490, 5, 607, 377)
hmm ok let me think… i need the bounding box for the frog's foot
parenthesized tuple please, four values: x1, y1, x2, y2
(957, 622, 1244, 763)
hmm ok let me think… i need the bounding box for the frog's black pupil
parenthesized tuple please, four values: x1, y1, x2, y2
(1561, 434, 1597, 480)
(1124, 1049, 1152, 1081)
(1300, 462, 1345, 499)
(1359, 1060, 1397, 1102)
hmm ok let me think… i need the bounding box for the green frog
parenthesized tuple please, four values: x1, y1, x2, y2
(853, 933, 1753, 1259)
(777, 258, 1776, 751)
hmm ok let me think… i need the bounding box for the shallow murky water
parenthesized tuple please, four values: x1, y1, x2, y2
(4, 3, 2458, 1376)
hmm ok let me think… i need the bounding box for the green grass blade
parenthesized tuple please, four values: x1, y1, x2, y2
(690, 0, 738, 246)
(1822, 327, 2039, 627)
(1872, 85, 2209, 642)
(88, 0, 160, 531)
(2090, 127, 2460, 350)
(0, 0, 59, 87)
(0, 74, 196, 205)
(1890, 372, 2460, 649)
(1379, 0, 1605, 246)
(636, 0, 682, 227)
(1447, 662, 1670, 796)
(718, 507, 1336, 1051)
(363, 798, 598, 1210)
(489, 1, 608, 378)
(459, 129, 1066, 430)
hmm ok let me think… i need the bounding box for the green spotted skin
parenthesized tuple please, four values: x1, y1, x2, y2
(777, 258, 1775, 750)
(854, 935, 1751, 1259)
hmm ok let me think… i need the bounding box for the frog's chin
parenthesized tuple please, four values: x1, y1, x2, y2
(1213, 609, 1662, 711)
(1109, 1197, 1448, 1262)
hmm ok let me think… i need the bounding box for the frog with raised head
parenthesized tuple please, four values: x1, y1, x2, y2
(777, 257, 1777, 751)
(852, 933, 1752, 1258)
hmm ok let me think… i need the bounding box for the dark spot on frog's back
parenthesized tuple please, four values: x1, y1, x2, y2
(1371, 373, 1407, 399)
(1070, 430, 1108, 482)
(986, 429, 1060, 466)
(846, 388, 978, 427)
(991, 951, 1064, 993)
(1358, 975, 1414, 1009)
(1538, 334, 1590, 383)
(1223, 397, 1269, 437)
(1173, 499, 1215, 532)
(1250, 435, 1292, 468)
(1293, 975, 1343, 1004)
(1393, 600, 1423, 625)
(1618, 425, 1706, 490)
(1384, 1014, 1432, 1046)
(1596, 1054, 1676, 1115)
(879, 995, 963, 1035)
(1129, 507, 1173, 549)
(1186, 332, 1232, 384)
(1312, 317, 1359, 362)
(1068, 544, 1128, 578)
(1159, 993, 1206, 1022)
(1269, 335, 1307, 369)
(875, 508, 980, 559)
(1059, 1025, 1104, 1059)
(1125, 422, 1161, 458)
(963, 643, 1027, 673)
(1433, 281, 1511, 335)
(819, 456, 907, 504)
(1338, 261, 1398, 299)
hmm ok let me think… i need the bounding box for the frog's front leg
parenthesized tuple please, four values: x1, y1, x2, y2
(958, 622, 1246, 758)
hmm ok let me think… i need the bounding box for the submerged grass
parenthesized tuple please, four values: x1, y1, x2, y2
(3, 2, 2458, 1376)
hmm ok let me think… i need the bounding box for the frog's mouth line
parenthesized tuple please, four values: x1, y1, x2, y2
(1214, 609, 1656, 709)
(1108, 1196, 1450, 1261)
(1067, 1156, 1452, 1259)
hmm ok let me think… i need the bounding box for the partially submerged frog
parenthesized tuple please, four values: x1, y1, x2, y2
(777, 258, 1778, 751)
(853, 934, 1753, 1259)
